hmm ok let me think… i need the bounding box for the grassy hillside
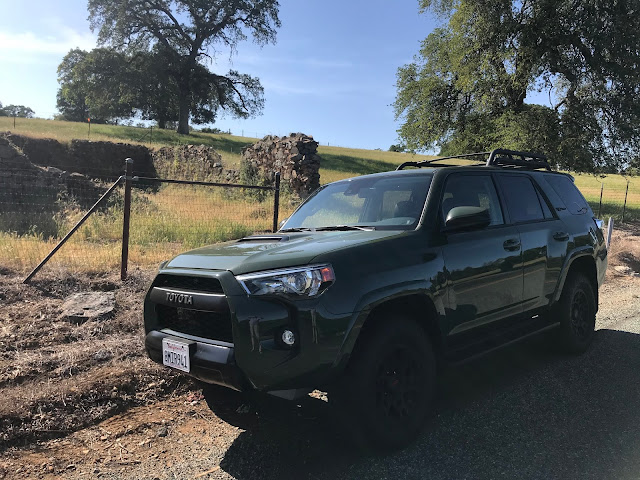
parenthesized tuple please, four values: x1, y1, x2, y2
(0, 117, 438, 182)
(1, 116, 636, 208)
(0, 117, 638, 274)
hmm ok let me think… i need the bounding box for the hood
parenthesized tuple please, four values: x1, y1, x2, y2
(165, 230, 406, 274)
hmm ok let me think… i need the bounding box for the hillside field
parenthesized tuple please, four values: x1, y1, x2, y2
(0, 117, 638, 273)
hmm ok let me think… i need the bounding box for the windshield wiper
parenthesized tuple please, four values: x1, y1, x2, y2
(315, 225, 376, 231)
(279, 227, 316, 232)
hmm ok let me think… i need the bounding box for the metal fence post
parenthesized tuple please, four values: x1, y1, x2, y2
(622, 180, 629, 223)
(598, 183, 603, 218)
(272, 172, 281, 233)
(121, 158, 134, 280)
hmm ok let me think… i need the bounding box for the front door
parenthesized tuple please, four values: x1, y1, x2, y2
(440, 173, 523, 338)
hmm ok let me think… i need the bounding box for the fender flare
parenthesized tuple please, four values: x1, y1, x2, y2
(552, 246, 596, 304)
(332, 282, 445, 370)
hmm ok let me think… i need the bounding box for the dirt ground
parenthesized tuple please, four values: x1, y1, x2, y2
(1, 225, 640, 480)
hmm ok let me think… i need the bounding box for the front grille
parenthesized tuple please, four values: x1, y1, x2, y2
(156, 305, 233, 343)
(154, 274, 223, 294)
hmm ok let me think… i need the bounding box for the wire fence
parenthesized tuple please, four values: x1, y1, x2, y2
(0, 158, 286, 279)
(0, 153, 638, 279)
(581, 179, 639, 223)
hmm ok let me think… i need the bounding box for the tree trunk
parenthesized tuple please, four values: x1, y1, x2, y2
(177, 85, 190, 135)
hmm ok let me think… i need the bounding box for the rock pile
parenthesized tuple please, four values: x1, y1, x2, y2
(152, 145, 225, 181)
(241, 133, 321, 198)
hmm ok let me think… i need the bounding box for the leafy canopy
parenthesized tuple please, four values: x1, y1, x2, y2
(0, 104, 35, 118)
(87, 0, 280, 133)
(395, 0, 640, 172)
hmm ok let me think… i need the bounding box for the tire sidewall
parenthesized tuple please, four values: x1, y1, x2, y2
(337, 316, 436, 451)
(559, 274, 596, 353)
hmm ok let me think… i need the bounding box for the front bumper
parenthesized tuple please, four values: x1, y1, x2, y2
(143, 268, 353, 392)
(145, 330, 246, 391)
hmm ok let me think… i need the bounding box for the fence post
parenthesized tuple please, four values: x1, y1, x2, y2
(272, 172, 281, 233)
(621, 180, 629, 223)
(607, 217, 614, 248)
(121, 158, 134, 280)
(23, 177, 124, 283)
(150, 126, 153, 145)
(598, 183, 603, 218)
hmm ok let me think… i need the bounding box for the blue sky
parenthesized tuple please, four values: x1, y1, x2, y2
(0, 0, 440, 149)
(0, 0, 547, 150)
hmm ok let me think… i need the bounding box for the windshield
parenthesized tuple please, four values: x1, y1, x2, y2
(281, 173, 433, 231)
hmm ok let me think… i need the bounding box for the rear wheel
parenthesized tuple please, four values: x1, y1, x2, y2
(555, 272, 596, 353)
(331, 315, 436, 452)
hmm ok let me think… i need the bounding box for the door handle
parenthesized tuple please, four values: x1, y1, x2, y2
(503, 238, 521, 251)
(553, 231, 569, 241)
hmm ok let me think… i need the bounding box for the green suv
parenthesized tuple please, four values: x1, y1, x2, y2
(144, 149, 607, 450)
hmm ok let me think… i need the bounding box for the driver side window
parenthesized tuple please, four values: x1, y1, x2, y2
(441, 174, 504, 226)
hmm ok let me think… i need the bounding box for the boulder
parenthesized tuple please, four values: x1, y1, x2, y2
(60, 292, 116, 324)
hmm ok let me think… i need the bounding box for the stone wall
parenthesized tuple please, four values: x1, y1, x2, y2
(4, 133, 155, 178)
(152, 144, 239, 183)
(241, 133, 321, 198)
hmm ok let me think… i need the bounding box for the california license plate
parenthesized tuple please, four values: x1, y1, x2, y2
(162, 338, 191, 373)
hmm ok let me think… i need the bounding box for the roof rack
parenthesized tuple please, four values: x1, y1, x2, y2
(396, 148, 551, 171)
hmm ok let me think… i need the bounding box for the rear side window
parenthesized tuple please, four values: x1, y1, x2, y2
(544, 175, 589, 215)
(497, 175, 544, 223)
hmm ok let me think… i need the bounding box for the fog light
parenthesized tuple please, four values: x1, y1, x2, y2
(281, 329, 296, 346)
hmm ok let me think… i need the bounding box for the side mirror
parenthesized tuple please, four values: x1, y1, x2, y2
(445, 206, 491, 231)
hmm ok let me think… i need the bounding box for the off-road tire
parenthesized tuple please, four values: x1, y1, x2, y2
(331, 315, 436, 452)
(555, 272, 597, 353)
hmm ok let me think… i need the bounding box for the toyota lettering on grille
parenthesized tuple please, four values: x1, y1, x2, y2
(166, 292, 194, 305)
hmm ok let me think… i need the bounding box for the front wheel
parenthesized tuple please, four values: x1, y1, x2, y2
(555, 272, 597, 353)
(330, 315, 436, 452)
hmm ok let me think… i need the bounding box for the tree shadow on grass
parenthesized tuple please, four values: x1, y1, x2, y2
(203, 329, 640, 479)
(320, 152, 397, 176)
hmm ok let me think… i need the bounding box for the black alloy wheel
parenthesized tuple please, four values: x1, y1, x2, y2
(375, 346, 425, 422)
(556, 272, 596, 353)
(331, 315, 436, 452)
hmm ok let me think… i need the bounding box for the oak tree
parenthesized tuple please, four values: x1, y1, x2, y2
(395, 0, 640, 172)
(87, 0, 280, 134)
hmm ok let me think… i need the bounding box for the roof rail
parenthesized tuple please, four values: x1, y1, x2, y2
(396, 148, 551, 171)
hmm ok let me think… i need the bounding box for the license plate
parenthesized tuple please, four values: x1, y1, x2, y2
(162, 338, 190, 373)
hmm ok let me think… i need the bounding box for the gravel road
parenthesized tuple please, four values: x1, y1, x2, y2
(3, 232, 640, 480)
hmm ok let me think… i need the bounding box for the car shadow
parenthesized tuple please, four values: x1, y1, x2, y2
(204, 329, 640, 479)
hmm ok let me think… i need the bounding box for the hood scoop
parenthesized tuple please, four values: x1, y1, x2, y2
(236, 234, 291, 243)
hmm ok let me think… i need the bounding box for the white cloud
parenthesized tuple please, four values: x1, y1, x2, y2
(0, 27, 96, 64)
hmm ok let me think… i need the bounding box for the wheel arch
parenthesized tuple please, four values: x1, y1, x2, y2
(555, 252, 599, 310)
(350, 294, 444, 361)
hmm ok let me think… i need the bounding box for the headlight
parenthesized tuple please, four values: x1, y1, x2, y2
(236, 264, 335, 297)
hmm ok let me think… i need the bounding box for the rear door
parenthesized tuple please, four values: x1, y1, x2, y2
(440, 173, 523, 337)
(495, 173, 568, 313)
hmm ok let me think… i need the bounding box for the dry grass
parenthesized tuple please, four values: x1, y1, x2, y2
(0, 184, 298, 273)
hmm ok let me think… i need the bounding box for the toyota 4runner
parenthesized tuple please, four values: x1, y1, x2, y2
(144, 149, 607, 451)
